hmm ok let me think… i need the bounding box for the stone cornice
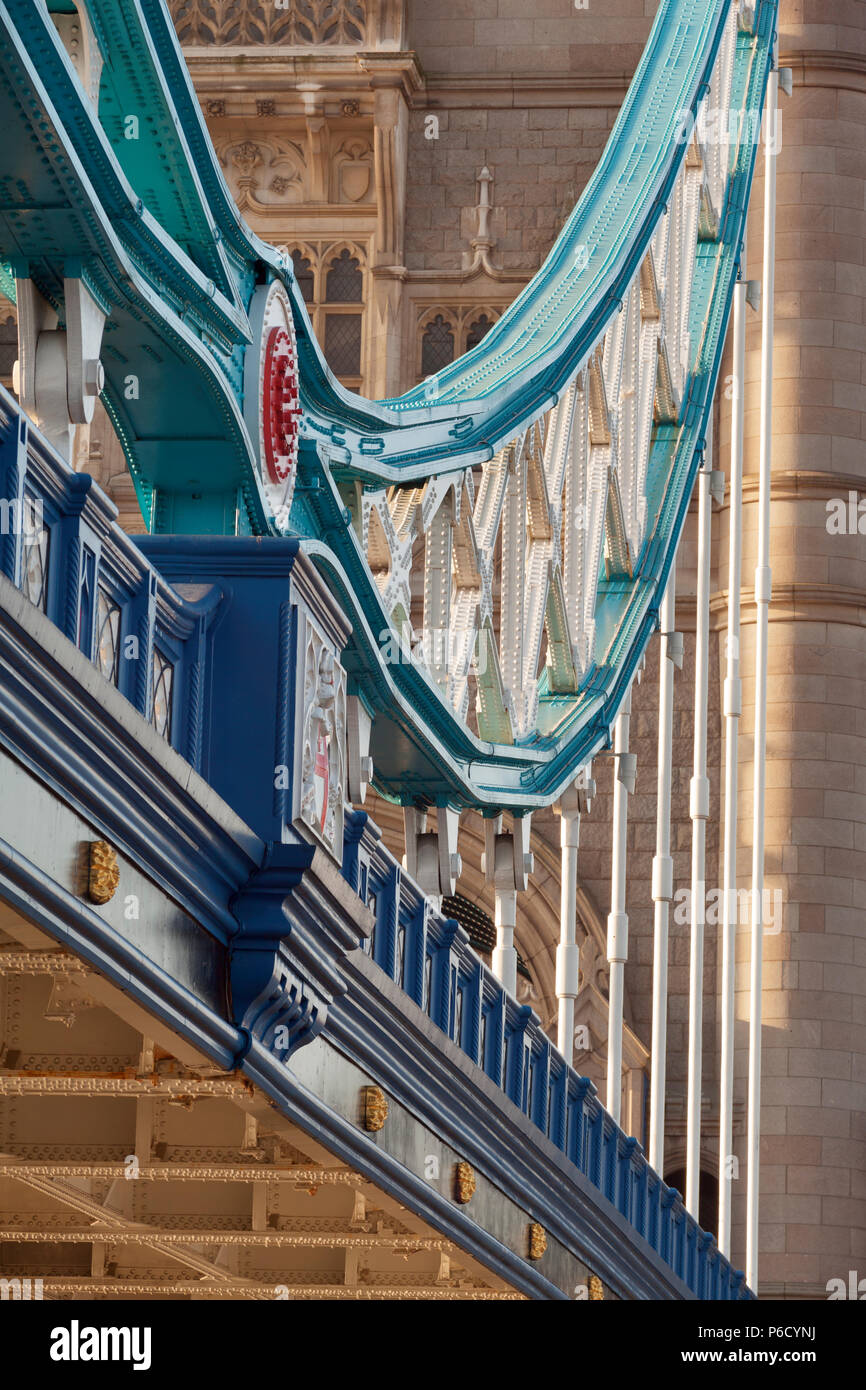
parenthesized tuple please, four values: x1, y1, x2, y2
(182, 51, 631, 111)
(183, 50, 424, 105)
(669, 473, 866, 629)
(247, 204, 378, 225)
(737, 470, 866, 504)
(760, 1281, 832, 1300)
(184, 45, 866, 110)
(780, 47, 866, 94)
(708, 582, 866, 627)
(399, 264, 533, 287)
(416, 73, 632, 110)
(686, 470, 866, 511)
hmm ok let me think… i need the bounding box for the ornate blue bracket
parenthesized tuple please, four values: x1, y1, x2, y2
(229, 840, 371, 1065)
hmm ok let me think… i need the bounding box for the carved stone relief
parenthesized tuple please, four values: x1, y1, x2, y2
(334, 138, 373, 203)
(293, 610, 347, 861)
(171, 0, 367, 46)
(218, 137, 307, 209)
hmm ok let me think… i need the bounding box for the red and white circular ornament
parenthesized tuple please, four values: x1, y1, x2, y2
(244, 280, 302, 522)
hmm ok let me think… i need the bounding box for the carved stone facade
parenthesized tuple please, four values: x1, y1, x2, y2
(172, 2, 641, 402)
(294, 612, 347, 862)
(170, 1, 370, 47)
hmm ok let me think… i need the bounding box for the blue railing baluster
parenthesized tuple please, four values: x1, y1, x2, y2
(467, 962, 483, 1067)
(0, 389, 215, 771)
(327, 802, 754, 1296)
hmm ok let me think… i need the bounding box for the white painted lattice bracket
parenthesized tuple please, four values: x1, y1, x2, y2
(13, 276, 105, 459)
(403, 805, 462, 898)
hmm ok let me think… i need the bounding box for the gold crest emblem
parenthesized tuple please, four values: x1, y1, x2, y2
(454, 1161, 476, 1204)
(528, 1223, 547, 1260)
(87, 840, 119, 904)
(362, 1085, 388, 1132)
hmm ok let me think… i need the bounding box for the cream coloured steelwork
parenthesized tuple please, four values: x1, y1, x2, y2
(0, 917, 524, 1300)
(349, 124, 720, 756)
(718, 270, 746, 1260)
(746, 64, 778, 1297)
(649, 567, 680, 1174)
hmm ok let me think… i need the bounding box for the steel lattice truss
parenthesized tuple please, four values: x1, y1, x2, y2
(349, 3, 738, 750)
(0, 0, 777, 809)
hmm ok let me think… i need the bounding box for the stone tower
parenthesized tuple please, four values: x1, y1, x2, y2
(720, 1, 866, 1296)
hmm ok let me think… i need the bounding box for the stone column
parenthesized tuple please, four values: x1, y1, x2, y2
(717, 2, 866, 1296)
(369, 85, 409, 398)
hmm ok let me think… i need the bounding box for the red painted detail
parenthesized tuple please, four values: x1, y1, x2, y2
(262, 324, 301, 484)
(314, 728, 329, 832)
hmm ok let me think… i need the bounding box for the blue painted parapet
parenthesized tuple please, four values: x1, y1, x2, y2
(133, 527, 751, 1302)
(0, 384, 220, 769)
(339, 809, 750, 1300)
(0, 381, 751, 1297)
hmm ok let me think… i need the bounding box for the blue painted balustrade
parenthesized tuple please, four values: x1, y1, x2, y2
(0, 385, 749, 1300)
(0, 385, 220, 766)
(341, 807, 749, 1302)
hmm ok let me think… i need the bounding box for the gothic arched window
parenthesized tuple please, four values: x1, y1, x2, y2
(465, 313, 494, 351)
(291, 250, 314, 304)
(324, 315, 362, 378)
(325, 248, 363, 303)
(322, 247, 364, 384)
(421, 315, 455, 377)
(285, 243, 366, 391)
